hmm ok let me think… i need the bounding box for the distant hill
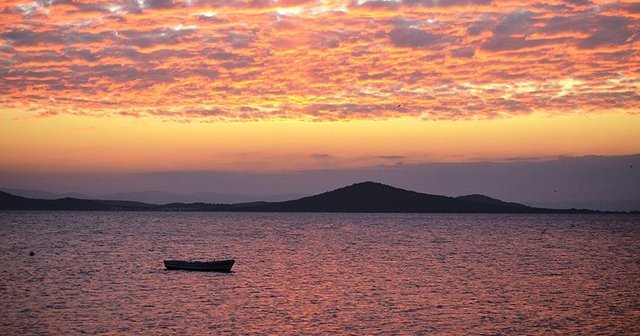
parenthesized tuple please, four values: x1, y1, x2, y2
(0, 181, 609, 213)
(243, 182, 590, 213)
(99, 191, 306, 204)
(0, 191, 110, 211)
(0, 191, 154, 211)
(0, 187, 305, 204)
(526, 199, 640, 212)
(0, 187, 89, 200)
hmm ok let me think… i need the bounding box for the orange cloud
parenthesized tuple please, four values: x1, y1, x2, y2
(0, 0, 639, 121)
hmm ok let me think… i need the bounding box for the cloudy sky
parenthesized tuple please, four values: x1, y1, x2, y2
(0, 0, 639, 175)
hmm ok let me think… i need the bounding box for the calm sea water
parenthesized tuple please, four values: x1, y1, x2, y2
(0, 212, 639, 335)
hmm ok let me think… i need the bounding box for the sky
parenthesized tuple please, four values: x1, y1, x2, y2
(1, 0, 639, 197)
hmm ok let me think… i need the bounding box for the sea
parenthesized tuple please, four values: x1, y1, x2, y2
(0, 212, 639, 335)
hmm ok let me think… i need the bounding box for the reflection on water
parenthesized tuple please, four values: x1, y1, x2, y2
(1, 212, 639, 334)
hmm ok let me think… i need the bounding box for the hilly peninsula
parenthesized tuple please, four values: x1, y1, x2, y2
(0, 181, 604, 214)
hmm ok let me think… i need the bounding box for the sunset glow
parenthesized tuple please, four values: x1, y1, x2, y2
(1, 0, 639, 172)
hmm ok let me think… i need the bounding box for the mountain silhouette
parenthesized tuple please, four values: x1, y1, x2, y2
(248, 182, 545, 213)
(0, 191, 111, 211)
(0, 182, 607, 213)
(0, 191, 153, 211)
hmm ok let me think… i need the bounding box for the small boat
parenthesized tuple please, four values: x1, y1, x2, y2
(164, 259, 235, 272)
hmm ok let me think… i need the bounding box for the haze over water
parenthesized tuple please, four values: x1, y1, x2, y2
(1, 212, 639, 334)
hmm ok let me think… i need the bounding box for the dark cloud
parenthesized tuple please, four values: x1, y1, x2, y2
(195, 14, 226, 23)
(482, 36, 565, 51)
(175, 106, 271, 120)
(564, 0, 591, 6)
(208, 50, 238, 60)
(493, 10, 535, 36)
(390, 17, 424, 28)
(69, 2, 111, 13)
(65, 48, 100, 62)
(467, 17, 492, 35)
(18, 0, 140, 14)
(578, 16, 633, 49)
(389, 27, 442, 48)
(350, 0, 400, 9)
(120, 0, 144, 14)
(191, 0, 274, 8)
(477, 9, 600, 51)
(354, 0, 491, 8)
(278, 0, 319, 6)
(226, 32, 257, 48)
(304, 103, 416, 120)
(496, 98, 532, 113)
(621, 3, 640, 14)
(202, 48, 256, 68)
(1, 30, 62, 46)
(183, 108, 228, 117)
(144, 0, 179, 9)
(0, 64, 177, 91)
(568, 91, 640, 108)
(451, 47, 475, 58)
(103, 48, 193, 63)
(119, 27, 197, 48)
(490, 11, 635, 50)
(74, 64, 175, 84)
(13, 50, 68, 63)
(403, 0, 491, 6)
(540, 13, 593, 35)
(192, 66, 219, 79)
(359, 72, 394, 80)
(1, 29, 109, 46)
(221, 57, 255, 69)
(594, 49, 635, 61)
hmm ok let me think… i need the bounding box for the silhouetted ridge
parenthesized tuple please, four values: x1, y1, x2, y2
(248, 181, 541, 213)
(456, 194, 530, 208)
(0, 190, 153, 211)
(0, 183, 607, 213)
(0, 191, 111, 211)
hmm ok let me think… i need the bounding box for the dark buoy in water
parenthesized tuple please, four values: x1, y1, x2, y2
(29, 251, 35, 256)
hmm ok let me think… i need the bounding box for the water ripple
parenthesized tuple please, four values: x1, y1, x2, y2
(1, 212, 639, 334)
